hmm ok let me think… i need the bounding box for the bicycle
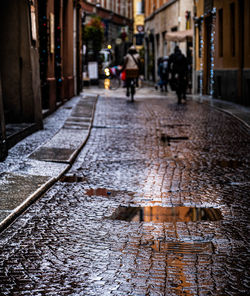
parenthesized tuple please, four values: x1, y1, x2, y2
(125, 69, 139, 102)
(104, 66, 121, 90)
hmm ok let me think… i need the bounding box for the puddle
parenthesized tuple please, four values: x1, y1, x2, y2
(161, 124, 191, 128)
(92, 125, 124, 129)
(160, 134, 189, 144)
(230, 181, 250, 186)
(86, 188, 114, 197)
(213, 159, 242, 168)
(151, 240, 212, 254)
(60, 175, 87, 183)
(110, 206, 222, 222)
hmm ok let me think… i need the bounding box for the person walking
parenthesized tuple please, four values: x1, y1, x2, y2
(169, 46, 188, 104)
(155, 57, 163, 90)
(120, 45, 141, 99)
(158, 56, 169, 92)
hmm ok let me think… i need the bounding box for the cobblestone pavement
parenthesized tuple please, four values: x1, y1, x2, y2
(0, 94, 250, 295)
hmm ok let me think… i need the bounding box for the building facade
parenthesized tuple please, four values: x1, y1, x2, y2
(82, 0, 134, 65)
(194, 0, 250, 106)
(0, 0, 83, 160)
(144, 0, 193, 81)
(0, 0, 43, 160)
(133, 0, 145, 51)
(38, 0, 82, 112)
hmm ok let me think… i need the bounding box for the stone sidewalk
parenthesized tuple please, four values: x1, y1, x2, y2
(0, 84, 249, 233)
(86, 83, 250, 128)
(0, 94, 98, 231)
(0, 91, 249, 295)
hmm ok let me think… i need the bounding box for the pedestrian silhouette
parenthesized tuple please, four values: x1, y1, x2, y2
(169, 46, 188, 104)
(158, 56, 169, 92)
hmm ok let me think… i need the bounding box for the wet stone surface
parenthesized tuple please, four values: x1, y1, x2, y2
(0, 96, 250, 295)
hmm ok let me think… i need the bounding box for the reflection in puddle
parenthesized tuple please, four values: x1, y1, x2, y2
(111, 206, 222, 222)
(104, 79, 110, 90)
(167, 255, 195, 295)
(60, 175, 87, 183)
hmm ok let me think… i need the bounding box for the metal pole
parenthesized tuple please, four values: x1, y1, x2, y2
(73, 6, 77, 95)
(192, 2, 197, 94)
(0, 73, 7, 161)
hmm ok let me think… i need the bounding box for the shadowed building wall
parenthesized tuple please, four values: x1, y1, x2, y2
(0, 0, 42, 125)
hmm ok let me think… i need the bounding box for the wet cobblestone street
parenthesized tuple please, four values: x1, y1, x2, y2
(0, 95, 250, 295)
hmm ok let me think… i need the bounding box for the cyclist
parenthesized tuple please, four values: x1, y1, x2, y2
(120, 45, 141, 100)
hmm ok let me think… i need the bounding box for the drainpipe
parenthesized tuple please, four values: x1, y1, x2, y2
(76, 5, 81, 93)
(73, 5, 77, 95)
(144, 34, 148, 80)
(192, 2, 197, 94)
(238, 0, 244, 103)
(0, 73, 7, 161)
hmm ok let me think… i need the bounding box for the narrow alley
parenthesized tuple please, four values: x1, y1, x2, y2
(0, 88, 249, 295)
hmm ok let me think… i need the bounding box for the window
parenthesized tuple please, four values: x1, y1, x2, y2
(137, 1, 145, 14)
(141, 0, 145, 13)
(230, 2, 236, 57)
(137, 2, 142, 14)
(218, 8, 223, 57)
(106, 0, 111, 10)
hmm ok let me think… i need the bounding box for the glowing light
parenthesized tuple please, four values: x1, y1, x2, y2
(104, 68, 110, 76)
(210, 8, 216, 96)
(107, 44, 112, 49)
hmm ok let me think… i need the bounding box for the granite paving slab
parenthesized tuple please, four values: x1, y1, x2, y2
(0, 172, 50, 210)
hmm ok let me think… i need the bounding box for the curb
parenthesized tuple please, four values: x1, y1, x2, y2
(192, 95, 250, 132)
(0, 177, 57, 233)
(0, 94, 98, 234)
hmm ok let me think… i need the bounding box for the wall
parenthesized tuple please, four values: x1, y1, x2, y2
(0, 0, 42, 124)
(195, 0, 250, 105)
(133, 0, 145, 50)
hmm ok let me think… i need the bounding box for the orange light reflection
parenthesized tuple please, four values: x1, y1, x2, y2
(104, 78, 110, 90)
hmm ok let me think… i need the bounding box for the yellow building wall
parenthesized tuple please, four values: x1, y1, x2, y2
(195, 0, 249, 71)
(133, 0, 145, 50)
(195, 0, 204, 71)
(214, 0, 240, 70)
(212, 0, 250, 70)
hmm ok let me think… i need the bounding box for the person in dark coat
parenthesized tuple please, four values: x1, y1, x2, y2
(155, 57, 163, 90)
(169, 46, 188, 104)
(158, 56, 169, 92)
